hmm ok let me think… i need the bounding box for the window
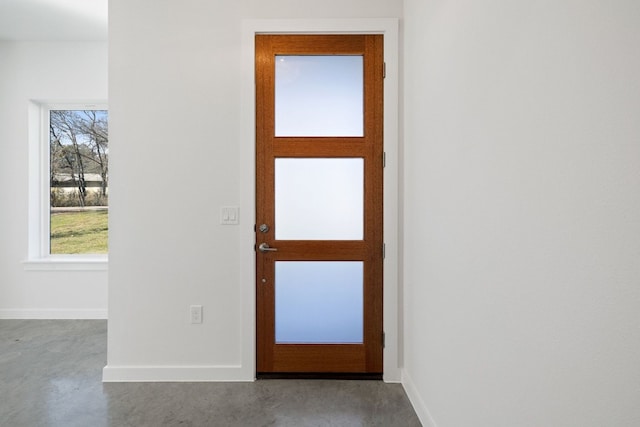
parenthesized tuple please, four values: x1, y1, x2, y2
(26, 102, 108, 270)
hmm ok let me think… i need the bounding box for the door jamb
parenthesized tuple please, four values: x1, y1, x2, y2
(240, 19, 400, 382)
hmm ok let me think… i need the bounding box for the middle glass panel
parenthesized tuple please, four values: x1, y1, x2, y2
(275, 158, 364, 240)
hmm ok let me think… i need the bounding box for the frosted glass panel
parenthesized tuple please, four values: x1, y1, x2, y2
(275, 261, 363, 344)
(275, 55, 363, 137)
(275, 158, 363, 240)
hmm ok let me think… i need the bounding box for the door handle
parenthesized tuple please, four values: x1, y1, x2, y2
(258, 243, 278, 252)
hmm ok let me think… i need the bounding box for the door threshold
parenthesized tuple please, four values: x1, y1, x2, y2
(257, 372, 383, 380)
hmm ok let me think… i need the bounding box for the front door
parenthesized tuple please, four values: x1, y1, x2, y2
(255, 34, 384, 375)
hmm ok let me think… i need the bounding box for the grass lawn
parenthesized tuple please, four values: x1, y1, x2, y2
(50, 209, 108, 254)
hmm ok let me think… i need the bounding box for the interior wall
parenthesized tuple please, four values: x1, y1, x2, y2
(403, 1, 640, 426)
(0, 41, 108, 318)
(105, 0, 402, 380)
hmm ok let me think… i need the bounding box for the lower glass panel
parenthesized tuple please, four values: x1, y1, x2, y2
(275, 261, 363, 344)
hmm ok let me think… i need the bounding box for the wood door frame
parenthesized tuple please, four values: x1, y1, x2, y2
(239, 19, 400, 382)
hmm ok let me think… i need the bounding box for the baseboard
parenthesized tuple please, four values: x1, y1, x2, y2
(402, 369, 438, 427)
(102, 365, 255, 382)
(0, 308, 107, 319)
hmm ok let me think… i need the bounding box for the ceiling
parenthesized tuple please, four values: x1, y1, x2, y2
(0, 0, 107, 41)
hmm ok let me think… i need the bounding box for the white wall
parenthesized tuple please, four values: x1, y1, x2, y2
(403, 1, 640, 426)
(104, 0, 402, 381)
(0, 42, 108, 318)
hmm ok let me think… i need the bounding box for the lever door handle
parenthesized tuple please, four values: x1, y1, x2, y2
(258, 243, 278, 252)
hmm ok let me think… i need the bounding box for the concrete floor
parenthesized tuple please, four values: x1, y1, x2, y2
(0, 320, 421, 426)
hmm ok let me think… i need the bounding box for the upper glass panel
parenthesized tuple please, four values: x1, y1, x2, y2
(275, 158, 363, 240)
(275, 55, 364, 137)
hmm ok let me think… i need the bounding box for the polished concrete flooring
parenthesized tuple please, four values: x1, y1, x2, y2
(0, 320, 421, 426)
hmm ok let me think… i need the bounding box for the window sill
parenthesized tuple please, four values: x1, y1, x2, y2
(23, 256, 108, 271)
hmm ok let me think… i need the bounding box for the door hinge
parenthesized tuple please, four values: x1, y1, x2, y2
(383, 62, 386, 79)
(382, 331, 386, 348)
(383, 243, 386, 259)
(383, 151, 386, 168)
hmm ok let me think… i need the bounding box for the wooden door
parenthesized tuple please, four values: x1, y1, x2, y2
(256, 34, 383, 375)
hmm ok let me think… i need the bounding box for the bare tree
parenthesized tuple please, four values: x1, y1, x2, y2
(51, 111, 87, 206)
(78, 110, 109, 198)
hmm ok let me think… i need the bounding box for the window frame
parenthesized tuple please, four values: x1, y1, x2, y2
(24, 101, 109, 271)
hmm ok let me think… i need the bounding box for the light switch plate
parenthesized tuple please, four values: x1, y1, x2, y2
(190, 305, 203, 324)
(221, 206, 239, 225)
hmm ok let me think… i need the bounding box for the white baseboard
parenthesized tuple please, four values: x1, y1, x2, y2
(402, 369, 438, 427)
(0, 308, 107, 319)
(102, 365, 255, 382)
